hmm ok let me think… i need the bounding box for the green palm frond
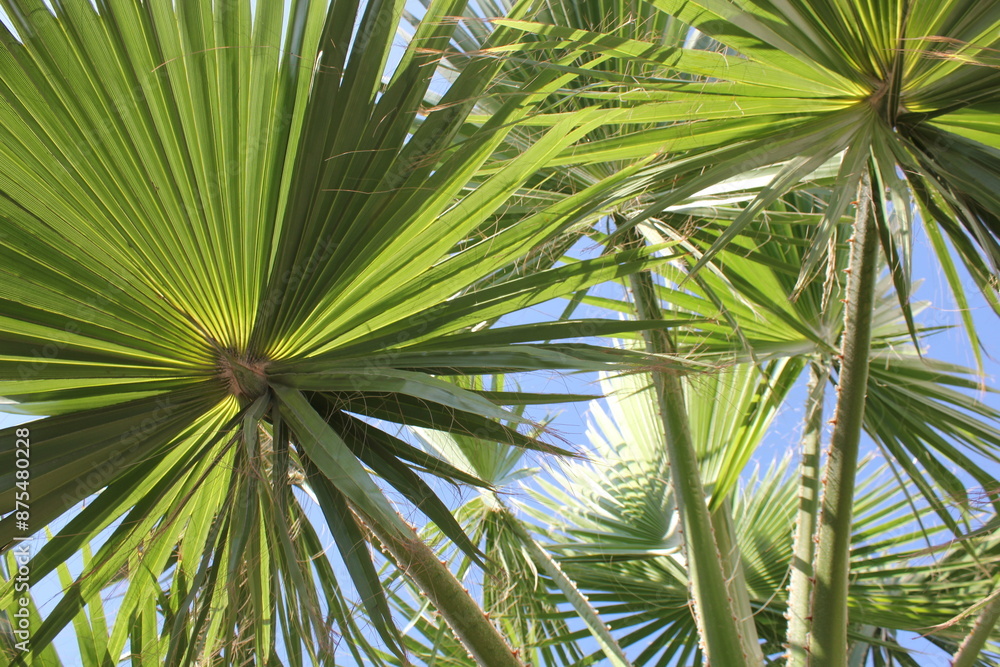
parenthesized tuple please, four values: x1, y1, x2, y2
(488, 1, 1000, 358)
(2, 0, 999, 664)
(0, 0, 694, 662)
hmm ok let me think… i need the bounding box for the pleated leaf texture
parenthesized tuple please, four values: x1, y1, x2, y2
(0, 0, 665, 662)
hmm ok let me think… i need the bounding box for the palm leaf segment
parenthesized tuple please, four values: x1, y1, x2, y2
(0, 0, 669, 661)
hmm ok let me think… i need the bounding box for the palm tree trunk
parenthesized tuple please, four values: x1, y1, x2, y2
(370, 518, 526, 667)
(786, 362, 829, 666)
(810, 171, 880, 666)
(623, 224, 754, 667)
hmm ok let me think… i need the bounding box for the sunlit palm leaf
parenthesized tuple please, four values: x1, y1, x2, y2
(0, 0, 685, 662)
(490, 0, 1000, 353)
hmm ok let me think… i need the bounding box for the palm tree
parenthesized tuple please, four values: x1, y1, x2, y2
(479, 1, 1000, 663)
(531, 379, 1000, 666)
(534, 209, 1000, 666)
(0, 1, 672, 663)
(377, 295, 1000, 666)
(2, 0, 1000, 665)
(368, 198, 999, 667)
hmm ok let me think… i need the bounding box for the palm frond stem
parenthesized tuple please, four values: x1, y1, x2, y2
(711, 498, 767, 664)
(621, 223, 754, 667)
(786, 361, 830, 666)
(810, 168, 881, 666)
(368, 512, 525, 667)
(501, 499, 634, 667)
(951, 588, 1000, 667)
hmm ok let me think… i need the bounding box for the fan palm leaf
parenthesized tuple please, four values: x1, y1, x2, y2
(0, 0, 686, 662)
(527, 370, 1000, 666)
